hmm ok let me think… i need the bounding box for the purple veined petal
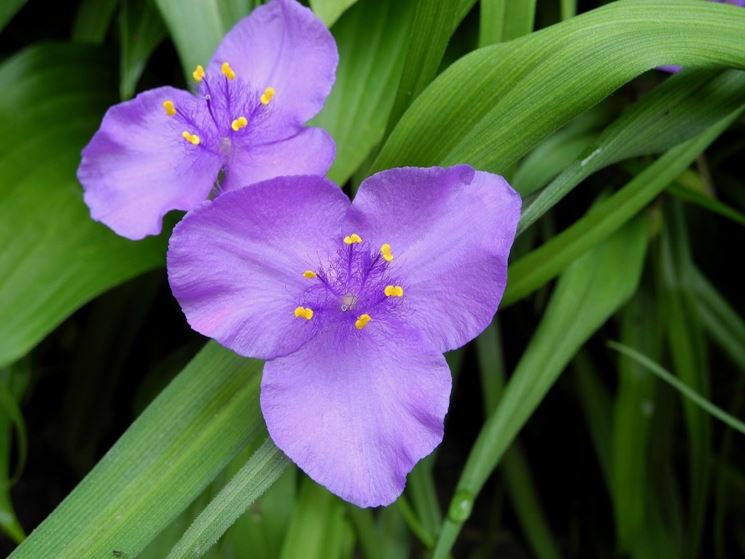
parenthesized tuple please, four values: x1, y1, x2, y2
(261, 320, 451, 508)
(221, 127, 335, 193)
(167, 175, 351, 360)
(78, 86, 223, 240)
(344, 166, 521, 353)
(208, 0, 338, 133)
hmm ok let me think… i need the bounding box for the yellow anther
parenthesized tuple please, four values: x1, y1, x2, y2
(182, 131, 201, 145)
(192, 65, 205, 82)
(303, 270, 317, 279)
(384, 285, 404, 298)
(221, 61, 236, 80)
(355, 313, 372, 330)
(343, 233, 362, 245)
(380, 243, 394, 262)
(260, 87, 276, 105)
(231, 116, 248, 131)
(294, 306, 314, 320)
(163, 100, 176, 116)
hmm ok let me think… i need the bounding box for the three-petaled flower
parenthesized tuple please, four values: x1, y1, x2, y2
(78, 0, 338, 239)
(167, 166, 521, 507)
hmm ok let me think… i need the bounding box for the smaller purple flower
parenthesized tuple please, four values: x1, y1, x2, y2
(78, 0, 338, 240)
(659, 0, 745, 73)
(167, 166, 521, 507)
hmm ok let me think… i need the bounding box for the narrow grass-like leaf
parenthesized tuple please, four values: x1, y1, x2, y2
(660, 205, 711, 557)
(503, 106, 744, 306)
(9, 343, 264, 559)
(478, 0, 536, 46)
(373, 1, 745, 175)
(72, 0, 119, 43)
(0, 0, 25, 32)
(119, 0, 168, 99)
(689, 267, 745, 370)
(476, 323, 561, 559)
(384, 0, 477, 135)
(668, 182, 745, 227)
(0, 45, 165, 367)
(432, 215, 648, 558)
(309, 0, 359, 27)
(610, 289, 662, 554)
(278, 478, 353, 559)
(166, 438, 289, 559)
(519, 69, 745, 232)
(609, 342, 745, 436)
(155, 0, 228, 80)
(312, 0, 414, 184)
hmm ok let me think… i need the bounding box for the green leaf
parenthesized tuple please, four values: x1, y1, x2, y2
(478, 0, 536, 46)
(609, 342, 745, 436)
(119, 0, 168, 99)
(278, 478, 353, 559)
(519, 69, 745, 232)
(0, 45, 165, 368)
(0, 0, 25, 32)
(503, 103, 745, 306)
(165, 438, 289, 559)
(9, 343, 264, 559)
(432, 214, 649, 558)
(309, 0, 359, 27)
(372, 0, 745, 175)
(72, 0, 119, 43)
(313, 0, 415, 184)
(384, 0, 477, 135)
(668, 181, 745, 227)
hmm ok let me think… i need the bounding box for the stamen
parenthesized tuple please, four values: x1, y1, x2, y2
(294, 306, 314, 320)
(384, 285, 404, 297)
(302, 270, 317, 279)
(231, 116, 248, 131)
(162, 100, 176, 116)
(192, 65, 205, 82)
(355, 313, 372, 330)
(182, 131, 201, 145)
(343, 233, 362, 245)
(221, 62, 236, 80)
(380, 243, 394, 262)
(260, 87, 276, 105)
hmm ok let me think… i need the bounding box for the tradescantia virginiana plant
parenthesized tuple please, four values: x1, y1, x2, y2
(2, 1, 745, 558)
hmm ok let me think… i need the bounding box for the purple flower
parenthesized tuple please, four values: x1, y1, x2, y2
(659, 0, 745, 73)
(78, 0, 338, 240)
(167, 166, 521, 507)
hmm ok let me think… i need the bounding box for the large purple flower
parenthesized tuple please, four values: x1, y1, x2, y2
(659, 0, 745, 73)
(167, 166, 521, 507)
(78, 0, 338, 240)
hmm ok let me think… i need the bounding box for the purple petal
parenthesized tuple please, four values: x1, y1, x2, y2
(222, 127, 335, 193)
(261, 321, 451, 507)
(78, 87, 223, 240)
(209, 0, 338, 132)
(345, 166, 521, 352)
(167, 175, 350, 360)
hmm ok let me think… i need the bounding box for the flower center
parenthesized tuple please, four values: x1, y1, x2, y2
(296, 234, 404, 331)
(160, 61, 277, 161)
